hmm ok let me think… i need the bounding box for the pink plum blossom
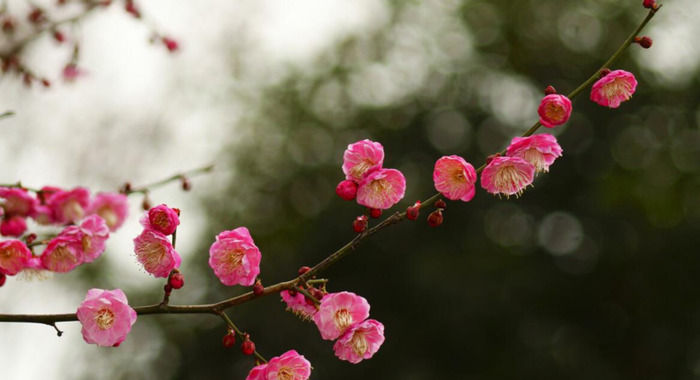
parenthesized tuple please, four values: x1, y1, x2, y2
(46, 187, 90, 224)
(506, 134, 563, 173)
(480, 156, 536, 198)
(0, 187, 37, 216)
(76, 288, 137, 347)
(41, 234, 84, 272)
(246, 350, 312, 380)
(140, 204, 180, 235)
(89, 193, 129, 231)
(0, 215, 27, 237)
(333, 319, 385, 364)
(63, 215, 110, 263)
(356, 168, 406, 210)
(0, 240, 31, 275)
(433, 155, 477, 202)
(314, 291, 370, 341)
(208, 227, 261, 286)
(590, 69, 637, 108)
(133, 229, 181, 278)
(281, 290, 318, 321)
(342, 139, 384, 183)
(537, 94, 572, 128)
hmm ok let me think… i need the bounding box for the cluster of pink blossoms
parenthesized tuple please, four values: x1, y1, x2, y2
(133, 204, 181, 278)
(0, 187, 128, 283)
(336, 139, 406, 210)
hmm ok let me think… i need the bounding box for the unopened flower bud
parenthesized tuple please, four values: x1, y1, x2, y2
(181, 177, 191, 191)
(26, 233, 37, 244)
(0, 273, 6, 287)
(162, 37, 179, 52)
(141, 196, 151, 211)
(486, 153, 500, 165)
(434, 199, 446, 209)
(1, 17, 15, 34)
(544, 85, 557, 95)
(298, 266, 311, 276)
(41, 78, 51, 87)
(369, 208, 382, 219)
(406, 201, 421, 221)
(335, 180, 358, 201)
(169, 272, 184, 289)
(310, 288, 325, 300)
(634, 36, 653, 49)
(53, 30, 66, 43)
(599, 68, 611, 78)
(642, 0, 655, 9)
(163, 284, 172, 293)
(241, 334, 255, 355)
(125, 1, 141, 18)
(253, 280, 264, 296)
(352, 215, 368, 233)
(28, 8, 45, 24)
(222, 332, 236, 348)
(428, 209, 443, 227)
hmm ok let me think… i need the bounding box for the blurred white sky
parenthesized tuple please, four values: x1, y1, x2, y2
(0, 0, 696, 378)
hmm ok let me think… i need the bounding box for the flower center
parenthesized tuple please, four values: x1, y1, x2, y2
(62, 199, 84, 222)
(48, 245, 78, 271)
(98, 206, 118, 229)
(152, 212, 169, 230)
(82, 234, 92, 253)
(522, 148, 546, 172)
(494, 165, 529, 196)
(139, 242, 167, 272)
(602, 78, 633, 101)
(225, 249, 244, 274)
(334, 309, 353, 331)
(351, 331, 369, 356)
(277, 367, 295, 380)
(544, 102, 565, 122)
(95, 308, 115, 330)
(350, 159, 375, 180)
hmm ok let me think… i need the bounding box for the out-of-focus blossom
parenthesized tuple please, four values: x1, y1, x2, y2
(89, 193, 129, 231)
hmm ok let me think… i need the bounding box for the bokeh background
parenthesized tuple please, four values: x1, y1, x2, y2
(1, 0, 700, 379)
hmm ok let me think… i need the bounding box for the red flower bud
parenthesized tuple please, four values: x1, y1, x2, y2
(544, 85, 557, 95)
(222, 332, 236, 348)
(169, 272, 184, 289)
(241, 335, 255, 355)
(642, 0, 655, 9)
(335, 180, 358, 201)
(369, 208, 382, 219)
(635, 36, 653, 49)
(0, 273, 6, 287)
(298, 266, 311, 276)
(599, 68, 611, 78)
(162, 37, 179, 52)
(406, 201, 421, 221)
(253, 281, 264, 296)
(427, 209, 443, 227)
(163, 284, 172, 293)
(434, 199, 446, 209)
(352, 215, 368, 233)
(53, 31, 66, 43)
(1, 17, 15, 34)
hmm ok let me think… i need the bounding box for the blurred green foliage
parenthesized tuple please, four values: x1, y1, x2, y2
(134, 1, 700, 379)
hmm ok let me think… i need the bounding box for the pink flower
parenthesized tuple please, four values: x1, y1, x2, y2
(76, 288, 137, 347)
(480, 156, 535, 197)
(433, 155, 477, 202)
(335, 180, 358, 201)
(0, 215, 27, 237)
(313, 291, 370, 341)
(140, 204, 179, 235)
(133, 229, 181, 278)
(63, 215, 110, 263)
(342, 139, 384, 182)
(537, 94, 572, 128)
(246, 350, 312, 380)
(0, 187, 37, 216)
(89, 193, 129, 231)
(208, 227, 261, 286)
(0, 240, 31, 275)
(281, 290, 318, 321)
(506, 134, 563, 173)
(47, 187, 91, 224)
(41, 234, 84, 273)
(590, 69, 637, 108)
(356, 168, 406, 210)
(333, 319, 385, 364)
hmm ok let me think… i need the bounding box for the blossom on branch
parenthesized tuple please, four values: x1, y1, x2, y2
(356, 168, 406, 210)
(433, 155, 477, 202)
(140, 204, 180, 235)
(333, 319, 385, 364)
(46, 187, 90, 224)
(89, 192, 129, 232)
(208, 227, 261, 286)
(480, 156, 535, 197)
(76, 288, 137, 347)
(63, 215, 110, 263)
(0, 187, 37, 216)
(342, 139, 384, 183)
(314, 291, 370, 340)
(41, 234, 84, 273)
(245, 350, 312, 380)
(0, 240, 31, 276)
(506, 134, 563, 173)
(590, 69, 637, 108)
(537, 94, 572, 128)
(133, 229, 181, 278)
